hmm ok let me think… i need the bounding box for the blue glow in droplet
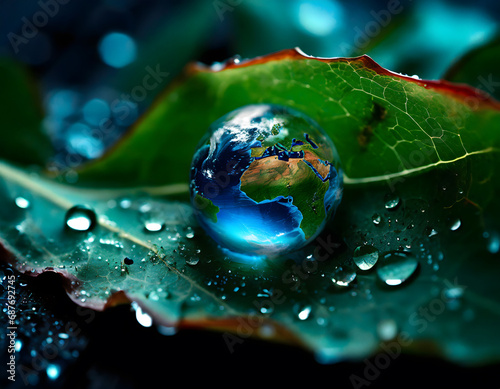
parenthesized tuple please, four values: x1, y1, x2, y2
(295, 0, 343, 36)
(46, 364, 60, 380)
(98, 32, 137, 68)
(14, 339, 22, 352)
(82, 98, 111, 126)
(190, 104, 343, 259)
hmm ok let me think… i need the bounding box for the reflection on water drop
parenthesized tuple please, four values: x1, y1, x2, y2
(426, 227, 438, 237)
(377, 251, 418, 286)
(185, 257, 199, 266)
(296, 304, 312, 320)
(132, 302, 152, 327)
(143, 212, 165, 232)
(331, 266, 356, 287)
(353, 245, 379, 270)
(450, 218, 461, 231)
(15, 196, 30, 209)
(372, 213, 381, 225)
(185, 227, 195, 239)
(65, 205, 97, 232)
(384, 193, 400, 210)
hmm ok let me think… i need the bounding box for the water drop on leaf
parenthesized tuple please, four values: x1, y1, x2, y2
(376, 251, 418, 286)
(353, 245, 379, 270)
(65, 205, 97, 232)
(295, 303, 312, 320)
(331, 266, 356, 287)
(15, 196, 30, 209)
(450, 218, 461, 231)
(384, 193, 400, 210)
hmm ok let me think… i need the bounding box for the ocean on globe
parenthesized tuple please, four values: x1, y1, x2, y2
(190, 104, 343, 259)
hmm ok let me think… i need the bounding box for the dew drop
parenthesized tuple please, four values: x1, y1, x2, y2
(372, 213, 381, 225)
(185, 257, 199, 266)
(384, 193, 400, 210)
(15, 196, 30, 209)
(185, 227, 195, 239)
(377, 251, 418, 286)
(143, 213, 165, 232)
(331, 266, 356, 287)
(450, 218, 461, 231)
(426, 227, 438, 237)
(295, 304, 312, 320)
(65, 205, 97, 232)
(353, 245, 379, 270)
(132, 302, 152, 327)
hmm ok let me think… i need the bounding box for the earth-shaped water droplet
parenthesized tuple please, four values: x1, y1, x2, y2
(384, 193, 400, 210)
(376, 251, 418, 286)
(353, 245, 379, 270)
(190, 104, 343, 259)
(331, 265, 356, 287)
(65, 205, 97, 232)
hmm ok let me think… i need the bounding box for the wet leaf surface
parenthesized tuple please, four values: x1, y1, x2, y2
(1, 50, 500, 364)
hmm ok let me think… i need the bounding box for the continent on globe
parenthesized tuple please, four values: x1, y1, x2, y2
(190, 104, 343, 259)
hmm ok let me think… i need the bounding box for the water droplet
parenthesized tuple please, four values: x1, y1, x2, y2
(353, 245, 379, 270)
(119, 198, 132, 209)
(485, 231, 500, 254)
(376, 251, 418, 286)
(132, 302, 152, 327)
(46, 364, 60, 380)
(143, 213, 165, 232)
(372, 213, 381, 225)
(185, 227, 195, 239)
(425, 227, 438, 237)
(15, 196, 30, 209)
(384, 193, 400, 210)
(450, 218, 461, 231)
(331, 266, 356, 287)
(185, 257, 199, 266)
(377, 319, 397, 340)
(65, 205, 97, 232)
(295, 304, 312, 320)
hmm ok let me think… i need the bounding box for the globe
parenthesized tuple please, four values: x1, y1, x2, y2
(190, 104, 343, 259)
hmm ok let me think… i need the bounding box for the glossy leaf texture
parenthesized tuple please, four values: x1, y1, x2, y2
(1, 49, 500, 364)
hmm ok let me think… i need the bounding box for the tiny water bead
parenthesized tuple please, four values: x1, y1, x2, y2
(14, 196, 30, 209)
(65, 205, 97, 232)
(384, 193, 400, 210)
(353, 245, 379, 270)
(331, 265, 356, 287)
(376, 251, 419, 286)
(190, 104, 343, 259)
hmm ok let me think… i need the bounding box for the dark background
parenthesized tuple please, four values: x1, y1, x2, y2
(1, 0, 499, 387)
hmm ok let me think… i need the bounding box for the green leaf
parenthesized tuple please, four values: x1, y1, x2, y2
(77, 49, 500, 199)
(2, 50, 500, 365)
(0, 58, 53, 165)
